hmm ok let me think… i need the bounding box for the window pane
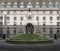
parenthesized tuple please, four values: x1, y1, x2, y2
(0, 30, 3, 34)
(50, 30, 53, 34)
(20, 17, 23, 20)
(50, 17, 53, 20)
(7, 17, 10, 20)
(7, 30, 10, 34)
(57, 30, 60, 34)
(28, 16, 32, 20)
(57, 22, 60, 26)
(0, 22, 3, 26)
(0, 16, 3, 20)
(36, 17, 39, 20)
(43, 16, 46, 20)
(57, 17, 59, 20)
(14, 17, 17, 20)
(14, 30, 16, 34)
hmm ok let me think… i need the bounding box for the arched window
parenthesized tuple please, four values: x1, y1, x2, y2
(28, 16, 31, 19)
(55, 2, 59, 8)
(1, 2, 5, 8)
(35, 2, 40, 8)
(59, 3, 60, 8)
(6, 2, 12, 8)
(13, 2, 18, 8)
(20, 2, 24, 8)
(42, 1, 47, 8)
(48, 2, 53, 8)
(27, 2, 33, 8)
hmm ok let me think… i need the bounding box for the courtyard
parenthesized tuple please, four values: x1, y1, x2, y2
(6, 34, 53, 44)
(0, 38, 60, 51)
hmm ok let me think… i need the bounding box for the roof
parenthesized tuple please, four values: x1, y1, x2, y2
(0, 0, 60, 3)
(0, 0, 60, 8)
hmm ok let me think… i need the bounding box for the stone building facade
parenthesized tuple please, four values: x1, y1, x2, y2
(0, 0, 60, 39)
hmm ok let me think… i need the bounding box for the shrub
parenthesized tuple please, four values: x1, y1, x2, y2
(6, 34, 53, 44)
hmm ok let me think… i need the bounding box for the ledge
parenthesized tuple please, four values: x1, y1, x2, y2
(0, 8, 60, 11)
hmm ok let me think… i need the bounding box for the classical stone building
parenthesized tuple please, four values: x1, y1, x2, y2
(0, 0, 60, 39)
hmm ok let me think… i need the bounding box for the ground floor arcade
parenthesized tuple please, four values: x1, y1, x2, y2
(0, 23, 60, 39)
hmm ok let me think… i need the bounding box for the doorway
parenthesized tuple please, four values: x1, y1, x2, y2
(25, 23, 34, 34)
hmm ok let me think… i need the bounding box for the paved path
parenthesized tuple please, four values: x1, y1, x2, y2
(53, 38, 60, 44)
(0, 38, 60, 47)
(0, 38, 60, 51)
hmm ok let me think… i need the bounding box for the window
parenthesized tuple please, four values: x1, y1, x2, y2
(57, 22, 60, 26)
(35, 2, 40, 8)
(43, 29, 46, 32)
(36, 17, 39, 20)
(50, 17, 53, 20)
(7, 28, 10, 29)
(55, 3, 59, 8)
(20, 17, 23, 20)
(57, 30, 60, 34)
(50, 30, 53, 34)
(0, 22, 3, 26)
(43, 22, 46, 26)
(1, 2, 5, 8)
(20, 22, 22, 25)
(56, 28, 59, 29)
(7, 22, 10, 25)
(27, 2, 33, 8)
(7, 30, 10, 34)
(13, 26, 16, 34)
(50, 28, 53, 29)
(0, 28, 3, 30)
(50, 22, 53, 26)
(0, 30, 3, 34)
(28, 16, 31, 20)
(13, 2, 18, 8)
(43, 28, 46, 32)
(42, 2, 47, 8)
(43, 16, 46, 20)
(0, 28, 3, 34)
(7, 17, 10, 20)
(57, 17, 60, 20)
(7, 2, 12, 8)
(1, 11, 3, 13)
(27, 4, 33, 8)
(0, 16, 3, 20)
(14, 28, 16, 29)
(48, 3, 53, 8)
(14, 17, 17, 20)
(0, 30, 2, 37)
(20, 2, 24, 8)
(14, 30, 16, 34)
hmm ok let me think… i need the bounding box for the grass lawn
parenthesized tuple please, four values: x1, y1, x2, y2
(6, 34, 53, 44)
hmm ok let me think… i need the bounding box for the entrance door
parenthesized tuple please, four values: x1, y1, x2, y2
(2, 34, 5, 39)
(26, 23, 34, 34)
